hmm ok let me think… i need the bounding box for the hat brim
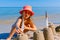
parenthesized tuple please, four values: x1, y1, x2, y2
(20, 9, 34, 16)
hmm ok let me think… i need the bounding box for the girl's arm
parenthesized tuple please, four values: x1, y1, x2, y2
(30, 19, 37, 28)
(16, 18, 23, 33)
(16, 18, 22, 29)
(25, 19, 37, 31)
(29, 20, 37, 31)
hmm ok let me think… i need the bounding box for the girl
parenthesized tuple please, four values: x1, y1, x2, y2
(7, 5, 37, 40)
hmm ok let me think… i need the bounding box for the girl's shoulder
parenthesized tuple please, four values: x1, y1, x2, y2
(16, 16, 22, 21)
(18, 16, 22, 19)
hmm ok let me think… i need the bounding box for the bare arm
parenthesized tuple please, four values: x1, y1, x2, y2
(25, 19, 37, 31)
(15, 17, 23, 33)
(16, 19, 21, 28)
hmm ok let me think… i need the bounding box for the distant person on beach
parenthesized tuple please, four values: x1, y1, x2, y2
(7, 5, 37, 40)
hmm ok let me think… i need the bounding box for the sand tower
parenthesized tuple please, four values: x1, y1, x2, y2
(33, 30, 45, 40)
(17, 33, 28, 40)
(48, 22, 56, 35)
(43, 28, 54, 40)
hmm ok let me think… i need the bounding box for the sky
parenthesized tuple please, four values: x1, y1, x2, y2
(0, 0, 60, 7)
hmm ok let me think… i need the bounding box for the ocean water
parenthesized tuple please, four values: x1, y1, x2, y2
(0, 7, 60, 34)
(0, 7, 60, 17)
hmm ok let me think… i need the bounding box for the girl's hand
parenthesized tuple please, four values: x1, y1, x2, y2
(16, 28, 23, 34)
(24, 25, 30, 29)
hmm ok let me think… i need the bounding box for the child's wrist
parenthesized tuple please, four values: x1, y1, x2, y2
(16, 26, 19, 30)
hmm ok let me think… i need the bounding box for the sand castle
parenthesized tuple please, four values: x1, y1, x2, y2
(48, 22, 57, 35)
(43, 27, 54, 40)
(33, 30, 45, 40)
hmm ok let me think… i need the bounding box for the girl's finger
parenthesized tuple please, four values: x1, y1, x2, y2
(16, 29, 20, 33)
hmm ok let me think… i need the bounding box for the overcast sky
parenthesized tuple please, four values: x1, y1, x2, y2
(0, 0, 60, 7)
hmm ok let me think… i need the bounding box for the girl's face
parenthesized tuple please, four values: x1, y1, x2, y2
(22, 11, 31, 19)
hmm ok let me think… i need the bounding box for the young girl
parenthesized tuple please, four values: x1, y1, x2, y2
(7, 5, 37, 40)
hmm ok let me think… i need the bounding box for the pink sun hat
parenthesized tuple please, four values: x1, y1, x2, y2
(20, 5, 34, 16)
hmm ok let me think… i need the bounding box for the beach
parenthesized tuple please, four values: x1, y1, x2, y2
(0, 7, 60, 40)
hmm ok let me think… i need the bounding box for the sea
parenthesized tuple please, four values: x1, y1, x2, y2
(0, 7, 60, 39)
